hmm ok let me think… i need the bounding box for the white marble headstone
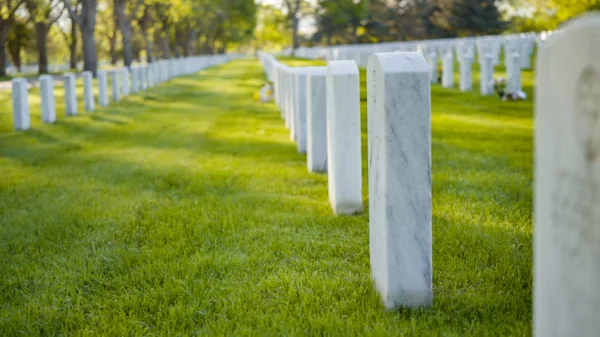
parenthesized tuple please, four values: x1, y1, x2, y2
(121, 68, 130, 96)
(97, 70, 109, 106)
(442, 52, 454, 88)
(326, 60, 363, 215)
(507, 52, 522, 93)
(110, 70, 120, 102)
(294, 68, 308, 154)
(12, 78, 30, 130)
(427, 52, 438, 84)
(367, 52, 432, 309)
(306, 66, 327, 173)
(459, 55, 473, 91)
(534, 13, 600, 337)
(82, 71, 95, 112)
(480, 54, 494, 96)
(64, 73, 77, 116)
(40, 75, 56, 123)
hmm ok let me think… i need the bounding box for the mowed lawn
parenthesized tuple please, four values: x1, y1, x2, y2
(0, 57, 532, 335)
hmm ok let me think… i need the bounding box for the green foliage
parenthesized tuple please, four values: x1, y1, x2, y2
(0, 57, 533, 335)
(6, 17, 32, 67)
(449, 0, 508, 36)
(253, 4, 291, 52)
(526, 0, 600, 30)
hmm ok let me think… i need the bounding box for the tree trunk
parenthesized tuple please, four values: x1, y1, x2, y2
(142, 32, 152, 62)
(70, 22, 77, 69)
(80, 0, 98, 75)
(351, 24, 358, 44)
(35, 22, 49, 74)
(114, 0, 133, 67)
(162, 21, 171, 59)
(0, 24, 8, 77)
(109, 32, 117, 65)
(291, 15, 299, 56)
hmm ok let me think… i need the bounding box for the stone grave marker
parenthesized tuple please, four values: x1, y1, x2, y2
(326, 60, 363, 215)
(368, 52, 432, 309)
(534, 13, 600, 337)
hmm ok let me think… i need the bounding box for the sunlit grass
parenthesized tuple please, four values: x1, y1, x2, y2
(0, 57, 532, 335)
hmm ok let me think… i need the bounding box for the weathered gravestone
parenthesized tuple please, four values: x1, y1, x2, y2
(12, 78, 30, 131)
(110, 70, 120, 102)
(368, 52, 432, 309)
(426, 52, 437, 84)
(64, 73, 77, 116)
(459, 55, 473, 91)
(534, 13, 600, 337)
(121, 68, 130, 96)
(294, 68, 308, 154)
(507, 52, 522, 94)
(140, 67, 148, 90)
(442, 52, 454, 88)
(326, 60, 362, 215)
(82, 71, 95, 112)
(288, 70, 296, 136)
(97, 70, 109, 106)
(40, 75, 56, 123)
(306, 66, 327, 173)
(131, 67, 139, 93)
(480, 54, 494, 96)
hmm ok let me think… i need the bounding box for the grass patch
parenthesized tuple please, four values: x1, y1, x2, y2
(0, 57, 532, 335)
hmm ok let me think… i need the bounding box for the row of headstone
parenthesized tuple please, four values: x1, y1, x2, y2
(279, 32, 550, 98)
(293, 31, 552, 70)
(11, 55, 233, 131)
(259, 51, 433, 310)
(266, 13, 600, 336)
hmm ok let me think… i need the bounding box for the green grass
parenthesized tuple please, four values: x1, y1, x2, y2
(0, 57, 532, 335)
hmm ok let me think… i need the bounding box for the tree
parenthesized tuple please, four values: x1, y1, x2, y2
(254, 4, 291, 51)
(96, 3, 119, 64)
(0, 0, 25, 76)
(283, 0, 301, 55)
(58, 16, 78, 69)
(6, 17, 31, 72)
(26, 0, 64, 74)
(449, 0, 508, 36)
(135, 3, 152, 61)
(61, 0, 98, 75)
(153, 1, 171, 58)
(113, 0, 142, 67)
(523, 0, 600, 30)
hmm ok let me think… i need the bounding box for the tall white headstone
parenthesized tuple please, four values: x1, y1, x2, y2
(40, 75, 56, 123)
(507, 52, 522, 94)
(459, 55, 473, 91)
(326, 60, 363, 215)
(131, 67, 139, 93)
(427, 52, 438, 84)
(110, 70, 120, 102)
(98, 70, 109, 106)
(82, 71, 95, 112)
(288, 70, 296, 137)
(64, 73, 77, 116)
(121, 68, 130, 96)
(12, 78, 30, 130)
(534, 13, 600, 337)
(442, 52, 454, 88)
(368, 52, 432, 310)
(306, 66, 327, 173)
(480, 54, 494, 96)
(294, 68, 308, 154)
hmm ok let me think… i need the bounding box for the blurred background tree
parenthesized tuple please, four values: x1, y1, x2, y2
(1, 0, 599, 77)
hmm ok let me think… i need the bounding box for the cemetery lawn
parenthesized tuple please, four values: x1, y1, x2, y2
(0, 58, 532, 335)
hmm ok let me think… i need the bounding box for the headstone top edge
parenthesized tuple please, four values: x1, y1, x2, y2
(368, 52, 430, 74)
(326, 60, 359, 75)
